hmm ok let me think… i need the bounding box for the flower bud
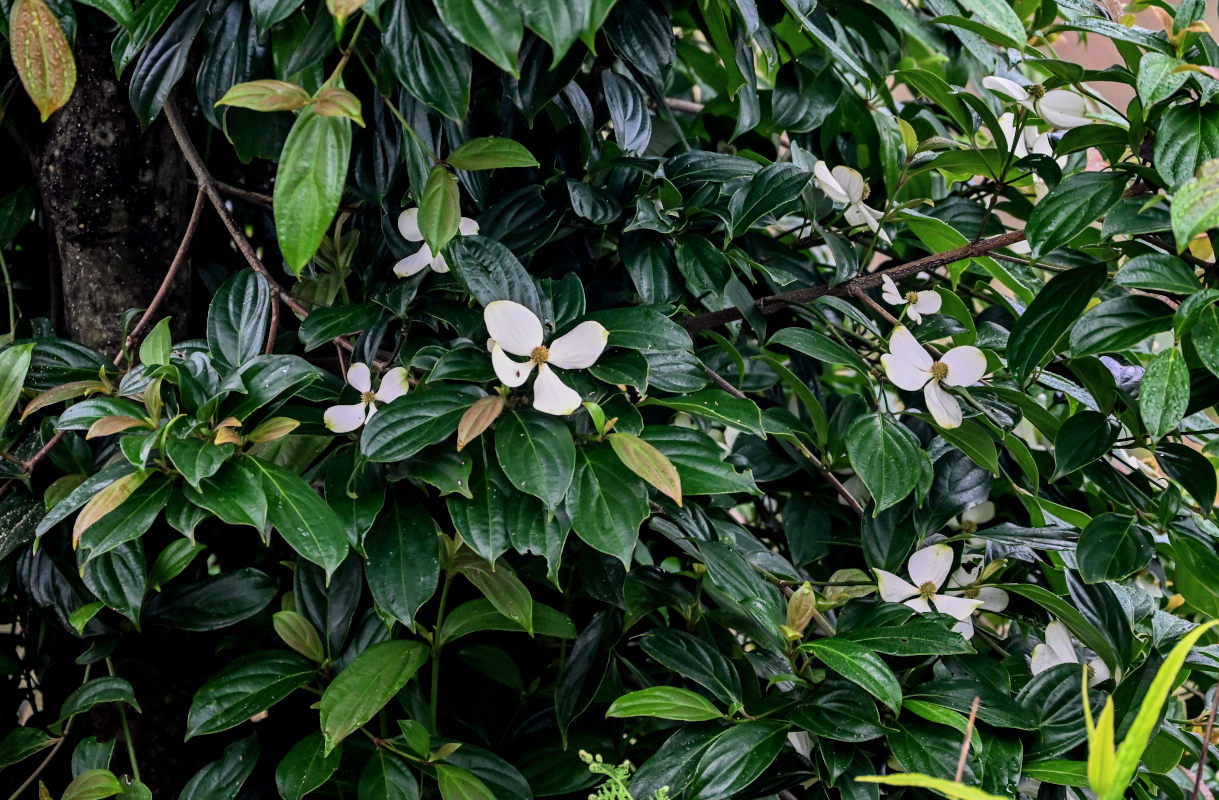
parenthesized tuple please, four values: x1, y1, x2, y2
(784, 582, 819, 639)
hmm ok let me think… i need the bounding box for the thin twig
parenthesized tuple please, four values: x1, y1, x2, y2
(664, 97, 705, 114)
(682, 229, 1027, 333)
(266, 294, 280, 355)
(955, 695, 981, 782)
(209, 179, 375, 217)
(1191, 688, 1219, 800)
(117, 188, 207, 365)
(807, 452, 864, 517)
(703, 366, 745, 398)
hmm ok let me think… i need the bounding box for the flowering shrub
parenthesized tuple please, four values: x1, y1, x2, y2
(1, 0, 1219, 798)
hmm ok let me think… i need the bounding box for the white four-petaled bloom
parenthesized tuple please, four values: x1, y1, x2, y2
(946, 554, 1010, 617)
(1030, 621, 1111, 682)
(812, 162, 891, 243)
(874, 544, 985, 638)
(485, 300, 609, 416)
(982, 76, 1092, 130)
(881, 275, 941, 324)
(881, 326, 987, 430)
(324, 363, 410, 433)
(393, 208, 479, 278)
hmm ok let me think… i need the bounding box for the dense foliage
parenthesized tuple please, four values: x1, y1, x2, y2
(2, 0, 1219, 798)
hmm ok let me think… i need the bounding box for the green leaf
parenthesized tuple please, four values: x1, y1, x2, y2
(1026, 172, 1128, 260)
(523, 0, 588, 65)
(436, 765, 498, 800)
(385, 2, 471, 120)
(606, 687, 722, 722)
(998, 583, 1117, 670)
(788, 683, 885, 743)
(361, 384, 484, 462)
(845, 413, 927, 514)
(319, 640, 428, 754)
(127, 0, 207, 127)
(1171, 533, 1219, 618)
(1007, 265, 1107, 384)
(647, 389, 765, 437)
(9, 0, 77, 122)
(1139, 346, 1190, 440)
(583, 307, 692, 351)
(1077, 513, 1152, 583)
(729, 162, 811, 237)
(246, 458, 349, 578)
(166, 439, 234, 490)
(437, 598, 576, 645)
(494, 408, 576, 510)
(273, 611, 325, 662)
(59, 677, 140, 722)
(137, 317, 171, 366)
(62, 770, 123, 800)
(641, 425, 758, 496)
(0, 726, 58, 768)
(1052, 410, 1118, 479)
(1137, 52, 1189, 106)
(1069, 296, 1174, 355)
(1113, 253, 1200, 294)
(207, 270, 270, 371)
(1154, 103, 1219, 188)
(447, 137, 538, 170)
(359, 751, 420, 800)
(1157, 442, 1217, 507)
(364, 494, 439, 628)
(1021, 760, 1090, 787)
(179, 736, 259, 800)
(186, 651, 315, 738)
(640, 629, 742, 704)
(769, 327, 869, 373)
(805, 638, 902, 712)
(843, 619, 973, 656)
(687, 721, 788, 800)
(77, 474, 171, 563)
(147, 568, 276, 631)
(418, 164, 460, 256)
(298, 302, 382, 352)
(276, 733, 342, 800)
(446, 441, 512, 563)
(185, 459, 268, 531)
(273, 107, 352, 274)
(0, 343, 35, 430)
(447, 236, 545, 320)
(565, 443, 648, 568)
(455, 552, 533, 634)
(434, 0, 522, 75)
(1171, 158, 1219, 247)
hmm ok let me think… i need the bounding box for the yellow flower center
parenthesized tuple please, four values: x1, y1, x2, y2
(930, 362, 949, 381)
(960, 520, 978, 534)
(860, 184, 871, 201)
(918, 581, 938, 600)
(1027, 83, 1046, 100)
(961, 585, 980, 599)
(361, 390, 377, 404)
(904, 291, 920, 304)
(1085, 663, 1095, 680)
(530, 345, 550, 365)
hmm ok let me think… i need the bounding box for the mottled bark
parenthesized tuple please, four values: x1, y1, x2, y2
(35, 32, 192, 354)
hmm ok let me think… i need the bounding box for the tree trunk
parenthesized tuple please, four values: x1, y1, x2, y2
(35, 31, 193, 354)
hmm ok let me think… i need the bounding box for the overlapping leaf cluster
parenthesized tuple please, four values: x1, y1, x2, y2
(2, 0, 1219, 798)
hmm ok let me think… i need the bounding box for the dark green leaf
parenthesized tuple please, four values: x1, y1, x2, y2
(276, 733, 341, 800)
(687, 721, 787, 800)
(246, 457, 348, 578)
(1139, 346, 1190, 440)
(1007, 264, 1106, 385)
(128, 0, 207, 127)
(805, 638, 902, 711)
(187, 651, 314, 738)
(845, 413, 927, 513)
(1052, 410, 1118, 479)
(319, 640, 428, 754)
(565, 443, 648, 567)
(1077, 513, 1153, 583)
(364, 494, 439, 627)
(361, 384, 484, 462)
(1026, 172, 1127, 260)
(1069, 295, 1174, 355)
(494, 408, 575, 510)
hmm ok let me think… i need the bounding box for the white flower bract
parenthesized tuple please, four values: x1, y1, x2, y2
(393, 208, 480, 278)
(485, 300, 609, 416)
(881, 274, 941, 324)
(1030, 621, 1111, 682)
(813, 162, 891, 243)
(880, 326, 987, 429)
(874, 544, 984, 638)
(982, 76, 1092, 130)
(324, 362, 410, 433)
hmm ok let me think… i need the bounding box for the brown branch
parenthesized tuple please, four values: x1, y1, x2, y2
(1190, 688, 1219, 800)
(703, 366, 745, 398)
(210, 179, 376, 218)
(955, 695, 980, 783)
(664, 97, 705, 114)
(117, 187, 206, 365)
(808, 452, 864, 517)
(681, 229, 1027, 333)
(266, 294, 280, 355)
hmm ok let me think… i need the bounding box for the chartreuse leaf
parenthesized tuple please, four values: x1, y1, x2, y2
(857, 773, 1006, 800)
(319, 640, 428, 755)
(447, 137, 538, 170)
(274, 107, 352, 274)
(216, 79, 312, 111)
(607, 432, 682, 506)
(137, 317, 171, 367)
(62, 770, 123, 800)
(435, 0, 523, 76)
(9, 0, 76, 121)
(606, 687, 723, 722)
(435, 765, 497, 800)
(1171, 158, 1219, 248)
(1091, 620, 1218, 800)
(0, 343, 35, 429)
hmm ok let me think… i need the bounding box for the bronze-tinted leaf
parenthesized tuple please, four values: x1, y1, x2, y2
(9, 0, 77, 122)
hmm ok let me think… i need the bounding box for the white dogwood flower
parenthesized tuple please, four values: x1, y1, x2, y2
(881, 326, 987, 429)
(1030, 621, 1111, 682)
(813, 162, 890, 242)
(948, 501, 995, 534)
(324, 363, 410, 433)
(881, 274, 941, 324)
(946, 554, 1009, 612)
(982, 76, 1091, 130)
(485, 300, 608, 416)
(393, 208, 479, 277)
(874, 544, 984, 638)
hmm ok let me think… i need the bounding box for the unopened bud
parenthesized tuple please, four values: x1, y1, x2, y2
(785, 582, 818, 638)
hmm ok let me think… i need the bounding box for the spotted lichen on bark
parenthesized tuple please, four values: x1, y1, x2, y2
(9, 0, 77, 122)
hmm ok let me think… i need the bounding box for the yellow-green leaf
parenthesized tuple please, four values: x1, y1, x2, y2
(607, 432, 682, 506)
(313, 87, 364, 126)
(325, 0, 367, 22)
(216, 79, 312, 112)
(72, 471, 149, 548)
(9, 0, 77, 122)
(857, 774, 1007, 800)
